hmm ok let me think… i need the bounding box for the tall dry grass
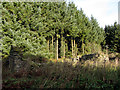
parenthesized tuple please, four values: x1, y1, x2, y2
(2, 55, 120, 89)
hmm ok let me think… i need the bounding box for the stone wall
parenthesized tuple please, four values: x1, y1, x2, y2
(7, 46, 30, 73)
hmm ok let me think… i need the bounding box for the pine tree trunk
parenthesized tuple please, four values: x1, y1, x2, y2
(76, 44, 77, 56)
(47, 39, 49, 53)
(83, 45, 84, 54)
(56, 34, 58, 60)
(82, 40, 84, 54)
(61, 34, 64, 58)
(52, 36, 54, 55)
(63, 42, 65, 58)
(71, 38, 73, 57)
(74, 39, 75, 57)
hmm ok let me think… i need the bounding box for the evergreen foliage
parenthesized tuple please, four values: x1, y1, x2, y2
(104, 22, 120, 53)
(1, 2, 49, 59)
(1, 1, 106, 60)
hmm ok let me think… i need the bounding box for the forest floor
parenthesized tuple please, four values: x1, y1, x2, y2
(2, 53, 120, 89)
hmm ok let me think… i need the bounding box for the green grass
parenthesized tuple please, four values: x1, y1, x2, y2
(2, 60, 120, 89)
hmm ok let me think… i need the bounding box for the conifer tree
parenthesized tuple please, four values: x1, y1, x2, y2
(2, 2, 50, 59)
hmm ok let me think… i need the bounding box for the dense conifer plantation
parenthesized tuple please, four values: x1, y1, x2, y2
(104, 22, 120, 53)
(1, 1, 120, 89)
(1, 1, 105, 60)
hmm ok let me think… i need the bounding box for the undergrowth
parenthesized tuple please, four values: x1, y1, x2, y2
(2, 60, 120, 89)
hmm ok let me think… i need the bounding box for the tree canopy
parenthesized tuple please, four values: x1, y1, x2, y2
(1, 1, 107, 60)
